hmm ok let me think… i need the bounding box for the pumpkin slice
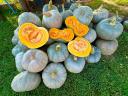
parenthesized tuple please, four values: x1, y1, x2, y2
(65, 16, 89, 36)
(49, 28, 74, 42)
(68, 37, 92, 57)
(18, 23, 49, 48)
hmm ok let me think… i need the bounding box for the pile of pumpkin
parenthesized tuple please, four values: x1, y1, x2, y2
(11, 0, 127, 92)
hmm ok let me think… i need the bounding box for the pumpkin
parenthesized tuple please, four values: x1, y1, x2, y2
(11, 71, 41, 92)
(43, 0, 58, 12)
(18, 12, 41, 26)
(18, 23, 49, 48)
(12, 35, 19, 45)
(22, 49, 48, 72)
(93, 5, 109, 23)
(47, 43, 69, 62)
(49, 28, 74, 42)
(43, 10, 62, 28)
(73, 6, 93, 25)
(69, 3, 78, 12)
(14, 27, 19, 37)
(46, 38, 54, 45)
(42, 63, 67, 89)
(61, 4, 73, 21)
(64, 54, 85, 73)
(65, 16, 89, 36)
(123, 20, 128, 30)
(86, 46, 101, 63)
(83, 28, 97, 43)
(96, 16, 123, 40)
(95, 39, 118, 55)
(15, 52, 24, 72)
(68, 37, 92, 57)
(12, 43, 28, 57)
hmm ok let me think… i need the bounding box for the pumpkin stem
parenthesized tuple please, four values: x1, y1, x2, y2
(109, 16, 117, 26)
(62, 4, 65, 12)
(50, 71, 57, 79)
(43, 12, 52, 17)
(48, 0, 53, 11)
(73, 56, 78, 61)
(56, 44, 61, 51)
(91, 47, 95, 54)
(76, 0, 81, 7)
(98, 4, 103, 11)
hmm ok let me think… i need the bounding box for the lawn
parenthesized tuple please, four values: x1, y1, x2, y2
(0, 0, 128, 96)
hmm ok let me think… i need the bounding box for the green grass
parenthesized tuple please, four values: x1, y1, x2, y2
(0, 1, 128, 96)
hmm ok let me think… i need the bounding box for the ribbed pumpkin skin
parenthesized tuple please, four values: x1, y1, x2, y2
(73, 6, 93, 25)
(18, 12, 41, 26)
(93, 8, 109, 23)
(47, 43, 69, 63)
(64, 55, 85, 73)
(61, 10, 73, 21)
(69, 3, 78, 12)
(22, 49, 48, 73)
(42, 63, 67, 89)
(11, 71, 41, 92)
(123, 20, 128, 30)
(96, 18, 123, 40)
(43, 10, 62, 28)
(83, 28, 97, 43)
(86, 46, 101, 63)
(12, 35, 19, 45)
(96, 39, 118, 55)
(15, 52, 24, 72)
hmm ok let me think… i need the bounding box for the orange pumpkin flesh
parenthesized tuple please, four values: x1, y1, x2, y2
(18, 23, 49, 48)
(68, 37, 92, 57)
(49, 28, 74, 42)
(65, 16, 89, 36)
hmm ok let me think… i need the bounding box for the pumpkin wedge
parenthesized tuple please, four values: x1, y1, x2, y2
(68, 37, 92, 57)
(49, 28, 74, 42)
(18, 23, 49, 48)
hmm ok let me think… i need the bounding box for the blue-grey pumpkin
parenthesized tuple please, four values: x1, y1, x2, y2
(43, 10, 62, 28)
(47, 43, 69, 63)
(123, 20, 128, 30)
(42, 0, 58, 12)
(96, 17, 124, 40)
(73, 6, 93, 25)
(86, 46, 101, 63)
(93, 5, 109, 23)
(64, 54, 85, 73)
(95, 39, 118, 55)
(18, 12, 41, 26)
(69, 3, 78, 12)
(83, 28, 97, 43)
(42, 63, 67, 89)
(12, 35, 19, 45)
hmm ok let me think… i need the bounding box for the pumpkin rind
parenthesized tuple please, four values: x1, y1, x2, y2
(69, 3, 78, 12)
(12, 35, 19, 45)
(68, 37, 92, 57)
(42, 63, 67, 89)
(11, 71, 41, 92)
(18, 23, 49, 48)
(18, 12, 41, 26)
(64, 55, 85, 73)
(83, 28, 97, 43)
(86, 46, 101, 63)
(96, 39, 118, 55)
(47, 43, 69, 62)
(123, 20, 128, 30)
(96, 17, 123, 40)
(73, 6, 93, 25)
(43, 10, 62, 28)
(15, 52, 25, 72)
(22, 49, 48, 72)
(49, 28, 74, 42)
(65, 16, 89, 36)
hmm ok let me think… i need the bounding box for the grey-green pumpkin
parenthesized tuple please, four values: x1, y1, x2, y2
(22, 49, 48, 73)
(64, 55, 85, 73)
(123, 20, 128, 30)
(12, 35, 19, 45)
(15, 52, 24, 72)
(86, 46, 101, 63)
(47, 43, 69, 63)
(18, 12, 41, 26)
(42, 63, 67, 89)
(69, 3, 78, 12)
(83, 28, 97, 43)
(43, 10, 62, 28)
(11, 71, 41, 92)
(73, 6, 93, 25)
(95, 39, 118, 55)
(96, 17, 123, 40)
